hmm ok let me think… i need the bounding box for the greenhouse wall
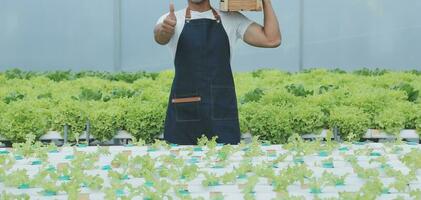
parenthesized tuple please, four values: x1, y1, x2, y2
(0, 0, 420, 72)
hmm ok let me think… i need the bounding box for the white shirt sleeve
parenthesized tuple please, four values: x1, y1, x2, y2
(229, 12, 254, 41)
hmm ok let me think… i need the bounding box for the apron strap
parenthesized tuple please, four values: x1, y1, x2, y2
(185, 6, 221, 23)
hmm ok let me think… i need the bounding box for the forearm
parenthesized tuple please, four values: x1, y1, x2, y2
(262, 0, 281, 45)
(154, 24, 173, 45)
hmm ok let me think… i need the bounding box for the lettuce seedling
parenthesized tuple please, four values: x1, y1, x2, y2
(40, 180, 61, 196)
(4, 169, 30, 188)
(0, 154, 15, 170)
(234, 159, 253, 177)
(108, 169, 129, 181)
(221, 171, 237, 184)
(240, 175, 259, 196)
(84, 174, 104, 191)
(61, 179, 82, 200)
(359, 178, 387, 198)
(158, 154, 184, 168)
(180, 164, 199, 181)
(128, 155, 155, 178)
(130, 136, 146, 146)
(308, 177, 323, 194)
(253, 163, 275, 178)
(0, 191, 30, 200)
(401, 149, 421, 171)
(202, 172, 220, 187)
(389, 170, 414, 193)
(157, 165, 172, 178)
(244, 137, 264, 158)
(46, 142, 59, 153)
(217, 144, 234, 161)
(353, 164, 379, 179)
(150, 139, 170, 151)
(98, 146, 111, 156)
(410, 189, 421, 199)
(321, 171, 348, 186)
(272, 175, 292, 193)
(111, 152, 129, 168)
(210, 191, 225, 200)
(321, 157, 334, 168)
(11, 134, 38, 157)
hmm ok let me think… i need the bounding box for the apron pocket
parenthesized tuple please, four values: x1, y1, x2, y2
(173, 88, 201, 122)
(211, 85, 238, 120)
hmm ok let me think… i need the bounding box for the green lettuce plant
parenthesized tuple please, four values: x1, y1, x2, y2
(414, 104, 421, 131)
(50, 100, 87, 141)
(260, 88, 299, 108)
(0, 100, 49, 142)
(1, 69, 421, 144)
(125, 101, 165, 143)
(373, 101, 406, 135)
(353, 68, 388, 76)
(2, 91, 25, 104)
(285, 84, 314, 97)
(88, 101, 127, 141)
(72, 87, 103, 101)
(328, 105, 370, 141)
(346, 88, 406, 129)
(240, 88, 265, 104)
(248, 104, 293, 144)
(391, 82, 419, 102)
(290, 101, 325, 134)
(238, 102, 260, 134)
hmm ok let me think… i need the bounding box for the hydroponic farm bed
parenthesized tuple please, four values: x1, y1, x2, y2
(1, 136, 421, 200)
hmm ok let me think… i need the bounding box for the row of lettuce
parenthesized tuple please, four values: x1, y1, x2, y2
(1, 68, 421, 143)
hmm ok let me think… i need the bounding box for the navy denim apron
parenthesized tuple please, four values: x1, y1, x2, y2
(163, 7, 241, 145)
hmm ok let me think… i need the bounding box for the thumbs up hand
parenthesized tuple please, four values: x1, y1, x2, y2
(162, 3, 177, 36)
(154, 2, 177, 45)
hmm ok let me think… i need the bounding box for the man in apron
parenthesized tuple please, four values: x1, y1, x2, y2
(154, 0, 281, 145)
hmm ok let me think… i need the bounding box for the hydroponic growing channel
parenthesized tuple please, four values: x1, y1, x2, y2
(1, 135, 421, 200)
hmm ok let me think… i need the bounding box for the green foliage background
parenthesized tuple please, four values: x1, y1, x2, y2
(1, 68, 421, 143)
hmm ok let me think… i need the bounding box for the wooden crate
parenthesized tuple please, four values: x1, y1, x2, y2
(220, 0, 262, 12)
